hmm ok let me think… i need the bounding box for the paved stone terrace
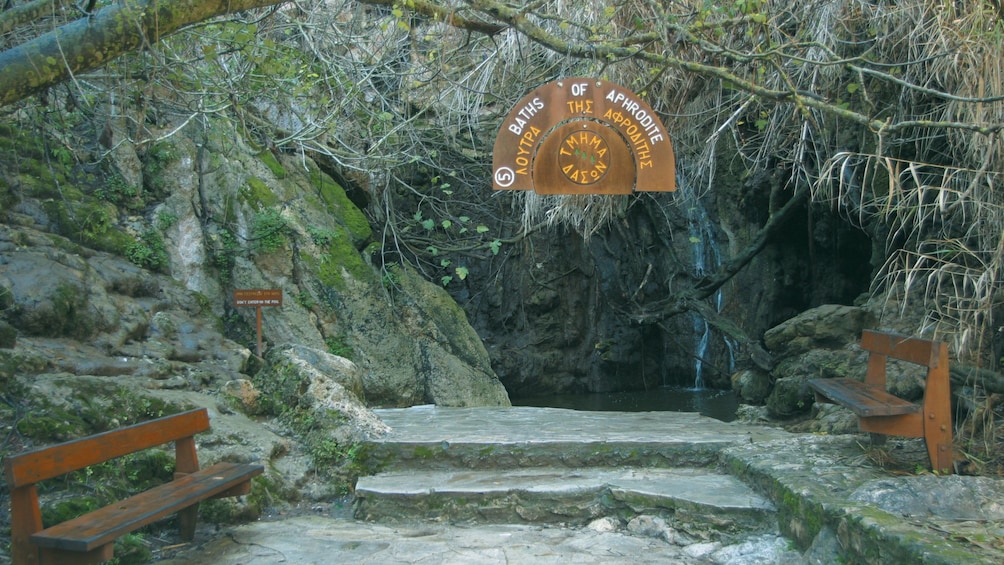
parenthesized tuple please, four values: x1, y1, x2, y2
(157, 406, 1004, 564)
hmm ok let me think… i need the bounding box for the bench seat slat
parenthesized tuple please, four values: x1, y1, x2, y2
(808, 377, 920, 417)
(30, 462, 263, 552)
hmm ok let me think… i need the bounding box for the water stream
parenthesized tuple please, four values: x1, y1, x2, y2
(685, 184, 733, 389)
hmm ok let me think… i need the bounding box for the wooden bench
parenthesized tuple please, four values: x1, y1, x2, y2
(808, 329, 953, 474)
(4, 407, 264, 565)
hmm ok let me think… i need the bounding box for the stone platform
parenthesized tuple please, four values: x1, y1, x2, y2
(157, 406, 1004, 564)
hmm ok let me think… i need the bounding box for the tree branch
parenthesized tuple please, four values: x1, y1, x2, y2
(0, 0, 282, 107)
(0, 0, 73, 37)
(630, 186, 810, 325)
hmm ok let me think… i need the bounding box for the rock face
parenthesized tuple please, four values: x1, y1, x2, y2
(0, 119, 509, 409)
(736, 302, 938, 420)
(0, 117, 515, 541)
(458, 140, 875, 397)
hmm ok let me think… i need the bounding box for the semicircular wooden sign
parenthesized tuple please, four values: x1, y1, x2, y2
(492, 78, 676, 194)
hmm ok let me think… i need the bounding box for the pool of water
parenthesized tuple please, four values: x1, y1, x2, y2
(511, 386, 740, 422)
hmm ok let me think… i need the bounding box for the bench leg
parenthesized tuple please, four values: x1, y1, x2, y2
(924, 409, 954, 474)
(10, 486, 42, 565)
(178, 504, 200, 541)
(39, 544, 113, 565)
(924, 365, 954, 474)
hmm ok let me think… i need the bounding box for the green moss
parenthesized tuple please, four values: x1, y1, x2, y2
(41, 496, 101, 528)
(15, 282, 97, 339)
(113, 533, 152, 565)
(23, 379, 183, 441)
(200, 475, 283, 523)
(143, 141, 180, 197)
(38, 198, 133, 254)
(257, 151, 287, 179)
(311, 168, 371, 244)
(308, 233, 376, 291)
(325, 334, 354, 359)
(244, 176, 280, 208)
(413, 445, 437, 459)
(0, 181, 16, 213)
(251, 208, 289, 253)
(125, 229, 169, 272)
(0, 124, 45, 160)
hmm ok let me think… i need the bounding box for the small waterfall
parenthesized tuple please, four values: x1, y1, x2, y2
(686, 196, 724, 390)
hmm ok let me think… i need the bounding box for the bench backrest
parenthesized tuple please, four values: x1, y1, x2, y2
(860, 329, 948, 389)
(3, 408, 209, 488)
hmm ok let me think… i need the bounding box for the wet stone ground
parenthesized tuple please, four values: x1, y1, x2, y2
(151, 407, 1004, 564)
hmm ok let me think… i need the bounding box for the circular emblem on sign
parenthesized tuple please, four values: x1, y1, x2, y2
(558, 128, 610, 185)
(533, 120, 635, 195)
(494, 166, 516, 188)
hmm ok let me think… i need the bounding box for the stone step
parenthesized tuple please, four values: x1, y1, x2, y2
(353, 466, 777, 535)
(364, 406, 790, 472)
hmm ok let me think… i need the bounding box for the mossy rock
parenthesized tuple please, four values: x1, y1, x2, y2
(304, 234, 377, 291)
(765, 375, 814, 418)
(244, 176, 280, 208)
(199, 474, 296, 524)
(41, 496, 102, 528)
(257, 150, 287, 179)
(15, 282, 97, 339)
(39, 198, 133, 254)
(310, 167, 371, 244)
(0, 319, 16, 348)
(23, 377, 186, 441)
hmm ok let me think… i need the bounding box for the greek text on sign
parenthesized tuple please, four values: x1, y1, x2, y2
(234, 289, 283, 307)
(492, 78, 675, 194)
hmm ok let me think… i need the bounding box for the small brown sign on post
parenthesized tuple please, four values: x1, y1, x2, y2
(233, 289, 282, 356)
(492, 78, 676, 194)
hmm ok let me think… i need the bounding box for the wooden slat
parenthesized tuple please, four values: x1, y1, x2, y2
(3, 409, 210, 488)
(30, 462, 263, 552)
(860, 330, 943, 368)
(808, 378, 920, 416)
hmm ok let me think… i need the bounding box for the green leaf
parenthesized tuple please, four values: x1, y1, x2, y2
(476, 225, 490, 234)
(422, 219, 435, 230)
(441, 219, 452, 229)
(489, 239, 501, 255)
(441, 275, 453, 286)
(458, 216, 470, 222)
(846, 83, 860, 94)
(440, 258, 452, 267)
(413, 211, 423, 221)
(455, 266, 469, 280)
(426, 246, 439, 256)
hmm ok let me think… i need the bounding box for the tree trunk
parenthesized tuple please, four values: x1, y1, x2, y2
(0, 0, 278, 107)
(627, 188, 809, 369)
(0, 0, 505, 109)
(951, 365, 1004, 396)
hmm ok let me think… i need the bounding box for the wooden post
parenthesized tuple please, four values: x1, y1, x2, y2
(255, 305, 263, 357)
(233, 289, 282, 357)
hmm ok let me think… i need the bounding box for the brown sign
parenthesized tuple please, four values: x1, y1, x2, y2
(492, 78, 676, 194)
(233, 289, 283, 307)
(233, 289, 282, 357)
